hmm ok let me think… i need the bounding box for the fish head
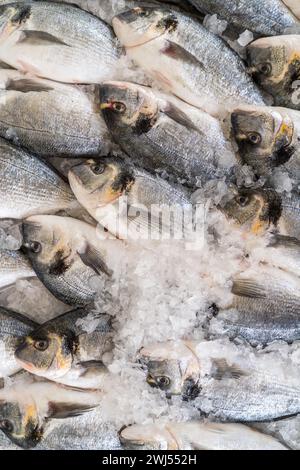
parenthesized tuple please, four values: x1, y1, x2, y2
(15, 326, 75, 380)
(22, 216, 72, 276)
(112, 6, 178, 48)
(139, 341, 200, 399)
(247, 40, 287, 86)
(0, 400, 43, 449)
(221, 188, 282, 234)
(0, 4, 31, 42)
(100, 81, 158, 135)
(231, 106, 295, 171)
(119, 424, 177, 450)
(69, 158, 135, 208)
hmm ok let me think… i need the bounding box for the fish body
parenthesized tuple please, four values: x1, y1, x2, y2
(247, 35, 300, 110)
(0, 373, 101, 448)
(0, 307, 38, 377)
(189, 0, 299, 37)
(120, 421, 287, 450)
(283, 0, 300, 20)
(0, 138, 76, 219)
(0, 70, 111, 157)
(99, 81, 235, 186)
(0, 249, 35, 289)
(68, 157, 190, 240)
(15, 308, 113, 388)
(140, 339, 300, 421)
(112, 7, 264, 115)
(22, 215, 123, 306)
(0, 1, 118, 83)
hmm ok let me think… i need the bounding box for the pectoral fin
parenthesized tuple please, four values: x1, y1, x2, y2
(78, 243, 112, 277)
(6, 78, 53, 93)
(212, 358, 248, 381)
(160, 40, 204, 68)
(48, 401, 97, 419)
(17, 30, 70, 46)
(162, 102, 201, 133)
(232, 278, 267, 299)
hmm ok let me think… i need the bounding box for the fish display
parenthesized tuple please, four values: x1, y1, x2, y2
(0, 1, 119, 83)
(0, 69, 111, 158)
(22, 215, 122, 305)
(120, 421, 288, 450)
(99, 81, 235, 186)
(247, 35, 300, 110)
(140, 339, 300, 421)
(15, 308, 113, 388)
(112, 6, 264, 115)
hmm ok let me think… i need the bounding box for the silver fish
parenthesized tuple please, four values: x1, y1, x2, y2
(99, 81, 235, 186)
(0, 307, 38, 378)
(112, 6, 264, 115)
(0, 138, 77, 219)
(0, 249, 35, 290)
(22, 215, 123, 306)
(0, 373, 101, 448)
(120, 421, 288, 450)
(282, 0, 300, 20)
(0, 70, 111, 158)
(15, 308, 113, 388)
(0, 1, 118, 83)
(140, 339, 300, 421)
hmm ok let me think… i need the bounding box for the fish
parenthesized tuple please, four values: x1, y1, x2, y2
(68, 156, 190, 240)
(15, 308, 113, 388)
(230, 105, 299, 177)
(0, 373, 101, 448)
(0, 69, 112, 158)
(120, 421, 288, 450)
(0, 1, 118, 84)
(188, 0, 299, 37)
(99, 81, 235, 186)
(0, 138, 78, 219)
(139, 339, 300, 421)
(282, 0, 300, 20)
(112, 6, 265, 116)
(247, 35, 300, 110)
(0, 307, 38, 378)
(0, 249, 35, 291)
(22, 215, 122, 306)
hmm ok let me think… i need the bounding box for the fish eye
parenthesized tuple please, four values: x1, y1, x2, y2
(90, 162, 106, 175)
(247, 132, 261, 145)
(235, 195, 250, 207)
(112, 102, 126, 113)
(34, 339, 49, 351)
(29, 241, 42, 254)
(258, 63, 272, 76)
(156, 376, 171, 389)
(0, 419, 13, 433)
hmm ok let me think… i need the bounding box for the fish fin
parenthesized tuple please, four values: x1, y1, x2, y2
(0, 61, 13, 69)
(160, 40, 204, 67)
(212, 358, 248, 381)
(161, 102, 201, 133)
(17, 30, 70, 47)
(78, 243, 112, 277)
(232, 278, 267, 299)
(6, 78, 53, 93)
(78, 361, 107, 377)
(48, 401, 97, 419)
(268, 234, 300, 249)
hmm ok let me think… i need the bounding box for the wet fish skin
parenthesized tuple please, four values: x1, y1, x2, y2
(282, 0, 300, 20)
(0, 138, 76, 219)
(0, 306, 38, 378)
(68, 156, 190, 239)
(188, 0, 299, 37)
(140, 339, 300, 421)
(247, 35, 300, 111)
(99, 81, 234, 186)
(22, 215, 119, 306)
(120, 421, 288, 450)
(112, 7, 264, 115)
(15, 308, 113, 387)
(0, 1, 118, 84)
(0, 373, 101, 448)
(230, 105, 299, 177)
(0, 249, 35, 289)
(0, 70, 111, 158)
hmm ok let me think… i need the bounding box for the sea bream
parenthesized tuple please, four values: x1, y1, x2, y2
(0, 69, 112, 158)
(15, 308, 113, 388)
(140, 339, 300, 421)
(99, 81, 235, 186)
(0, 1, 118, 83)
(112, 6, 265, 116)
(0, 249, 35, 290)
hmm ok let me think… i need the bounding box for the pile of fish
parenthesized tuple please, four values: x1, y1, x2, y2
(1, 0, 300, 450)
